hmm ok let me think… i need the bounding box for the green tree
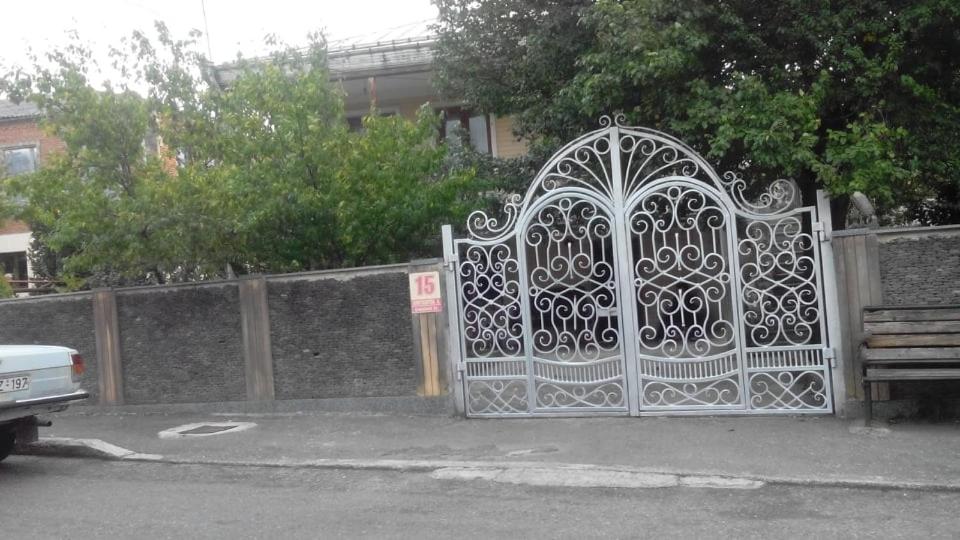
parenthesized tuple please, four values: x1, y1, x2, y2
(1, 25, 484, 287)
(337, 108, 480, 266)
(2, 41, 192, 285)
(0, 274, 12, 299)
(434, 0, 595, 143)
(434, 0, 960, 225)
(185, 35, 349, 272)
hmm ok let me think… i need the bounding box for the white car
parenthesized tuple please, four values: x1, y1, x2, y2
(0, 345, 90, 461)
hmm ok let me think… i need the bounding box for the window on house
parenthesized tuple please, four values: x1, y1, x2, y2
(143, 131, 161, 158)
(2, 146, 38, 176)
(0, 251, 28, 281)
(346, 110, 397, 132)
(347, 115, 365, 132)
(439, 108, 491, 154)
(468, 115, 490, 154)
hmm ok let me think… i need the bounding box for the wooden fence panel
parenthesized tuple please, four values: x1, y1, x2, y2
(833, 232, 886, 401)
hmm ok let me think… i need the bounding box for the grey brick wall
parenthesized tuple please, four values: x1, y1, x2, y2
(879, 233, 960, 305)
(0, 294, 99, 401)
(116, 284, 246, 404)
(268, 271, 416, 399)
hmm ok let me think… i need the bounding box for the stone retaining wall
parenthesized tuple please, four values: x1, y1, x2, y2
(0, 263, 430, 407)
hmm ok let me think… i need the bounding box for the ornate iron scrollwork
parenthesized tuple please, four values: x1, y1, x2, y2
(451, 118, 832, 416)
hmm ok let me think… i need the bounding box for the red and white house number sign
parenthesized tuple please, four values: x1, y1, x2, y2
(409, 271, 443, 314)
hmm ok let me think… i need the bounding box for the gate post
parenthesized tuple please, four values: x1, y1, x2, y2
(441, 225, 466, 415)
(816, 190, 848, 416)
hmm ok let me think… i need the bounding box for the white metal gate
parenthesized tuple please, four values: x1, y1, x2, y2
(443, 118, 837, 417)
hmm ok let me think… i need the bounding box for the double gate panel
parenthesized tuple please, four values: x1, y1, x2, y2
(450, 119, 834, 417)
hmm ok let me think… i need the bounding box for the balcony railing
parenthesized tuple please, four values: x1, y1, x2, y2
(7, 279, 62, 296)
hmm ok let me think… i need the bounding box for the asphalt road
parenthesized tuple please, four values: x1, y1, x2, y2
(1, 456, 958, 539)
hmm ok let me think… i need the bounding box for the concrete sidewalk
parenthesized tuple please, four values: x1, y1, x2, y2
(21, 409, 960, 490)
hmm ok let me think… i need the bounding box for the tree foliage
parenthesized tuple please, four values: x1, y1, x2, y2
(434, 0, 960, 224)
(1, 26, 482, 287)
(0, 274, 12, 299)
(337, 111, 479, 267)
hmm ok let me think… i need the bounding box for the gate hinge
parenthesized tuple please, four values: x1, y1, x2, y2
(456, 363, 465, 381)
(813, 221, 829, 242)
(443, 251, 458, 271)
(823, 347, 837, 368)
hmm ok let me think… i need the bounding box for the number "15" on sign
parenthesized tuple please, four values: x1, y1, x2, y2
(415, 274, 436, 295)
(409, 271, 443, 313)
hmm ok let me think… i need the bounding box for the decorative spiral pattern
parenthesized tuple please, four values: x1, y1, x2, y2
(721, 172, 799, 214)
(458, 243, 524, 358)
(738, 216, 821, 347)
(539, 135, 614, 200)
(643, 378, 742, 407)
(467, 380, 528, 415)
(749, 371, 827, 409)
(629, 186, 736, 359)
(537, 382, 624, 408)
(526, 198, 621, 362)
(620, 134, 701, 200)
(454, 118, 832, 416)
(466, 193, 522, 241)
(523, 198, 627, 409)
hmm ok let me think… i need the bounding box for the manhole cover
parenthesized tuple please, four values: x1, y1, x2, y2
(180, 425, 235, 435)
(158, 421, 257, 439)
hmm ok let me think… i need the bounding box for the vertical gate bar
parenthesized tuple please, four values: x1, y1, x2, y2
(719, 202, 750, 410)
(609, 126, 642, 415)
(441, 225, 466, 416)
(807, 207, 834, 411)
(816, 190, 846, 416)
(516, 225, 537, 414)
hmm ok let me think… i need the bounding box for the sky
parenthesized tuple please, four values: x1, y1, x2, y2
(0, 0, 438, 69)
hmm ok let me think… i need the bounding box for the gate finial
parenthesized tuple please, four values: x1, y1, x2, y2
(598, 114, 627, 128)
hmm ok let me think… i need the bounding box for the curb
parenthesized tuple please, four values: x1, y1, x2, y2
(15, 437, 161, 461)
(133, 456, 960, 493)
(18, 437, 960, 493)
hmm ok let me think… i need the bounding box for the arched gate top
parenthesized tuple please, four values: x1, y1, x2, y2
(466, 116, 801, 241)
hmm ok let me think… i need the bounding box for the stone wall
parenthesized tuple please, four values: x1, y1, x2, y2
(116, 284, 246, 404)
(879, 228, 960, 305)
(0, 263, 430, 407)
(870, 226, 960, 404)
(268, 271, 416, 400)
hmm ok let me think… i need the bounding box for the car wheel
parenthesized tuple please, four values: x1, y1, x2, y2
(0, 430, 15, 462)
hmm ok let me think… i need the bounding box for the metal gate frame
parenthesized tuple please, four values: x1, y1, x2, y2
(443, 118, 843, 417)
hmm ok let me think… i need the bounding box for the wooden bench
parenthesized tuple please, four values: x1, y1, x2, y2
(860, 305, 960, 424)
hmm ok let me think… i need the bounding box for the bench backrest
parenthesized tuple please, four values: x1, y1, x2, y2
(862, 305, 960, 351)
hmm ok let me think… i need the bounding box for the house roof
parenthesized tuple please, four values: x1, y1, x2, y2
(0, 99, 40, 121)
(326, 36, 436, 79)
(327, 19, 435, 50)
(210, 31, 437, 89)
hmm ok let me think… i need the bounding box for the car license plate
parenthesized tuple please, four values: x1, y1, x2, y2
(0, 375, 30, 393)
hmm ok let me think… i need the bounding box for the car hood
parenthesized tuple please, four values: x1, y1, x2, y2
(0, 345, 77, 373)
